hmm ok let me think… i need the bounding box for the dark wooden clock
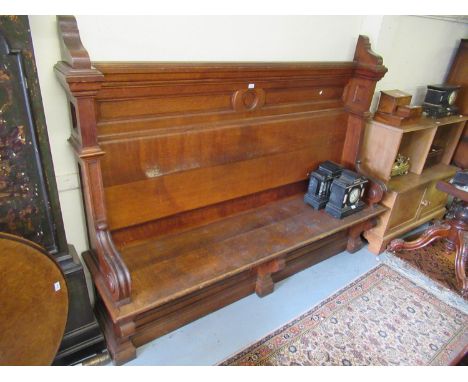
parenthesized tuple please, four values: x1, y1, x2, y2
(325, 169, 368, 219)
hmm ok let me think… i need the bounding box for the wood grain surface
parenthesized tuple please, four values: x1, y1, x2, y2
(0, 233, 68, 365)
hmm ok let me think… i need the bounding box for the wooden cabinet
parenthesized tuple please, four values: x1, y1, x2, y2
(386, 186, 426, 230)
(360, 115, 467, 254)
(446, 39, 468, 169)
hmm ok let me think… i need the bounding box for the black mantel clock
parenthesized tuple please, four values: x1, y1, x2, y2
(325, 169, 368, 219)
(0, 16, 105, 365)
(304, 161, 343, 209)
(422, 84, 461, 118)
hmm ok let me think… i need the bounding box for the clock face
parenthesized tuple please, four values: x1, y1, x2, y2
(349, 187, 361, 205)
(448, 90, 458, 106)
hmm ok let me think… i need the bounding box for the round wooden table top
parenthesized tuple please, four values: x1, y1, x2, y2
(0, 233, 68, 365)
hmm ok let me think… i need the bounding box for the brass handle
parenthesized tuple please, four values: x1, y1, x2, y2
(421, 199, 430, 207)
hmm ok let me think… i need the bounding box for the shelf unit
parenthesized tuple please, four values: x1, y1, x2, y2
(360, 114, 467, 254)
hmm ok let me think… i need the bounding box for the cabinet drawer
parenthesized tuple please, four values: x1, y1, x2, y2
(387, 185, 426, 230)
(419, 179, 450, 218)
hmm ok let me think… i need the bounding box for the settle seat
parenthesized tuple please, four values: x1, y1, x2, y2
(55, 16, 387, 364)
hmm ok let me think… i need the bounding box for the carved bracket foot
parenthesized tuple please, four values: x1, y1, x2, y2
(347, 217, 377, 253)
(95, 300, 136, 365)
(255, 258, 286, 297)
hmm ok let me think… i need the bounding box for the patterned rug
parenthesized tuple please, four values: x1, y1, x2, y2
(390, 240, 465, 297)
(220, 265, 467, 366)
(380, 241, 468, 315)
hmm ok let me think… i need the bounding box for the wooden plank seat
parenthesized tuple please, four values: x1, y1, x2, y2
(54, 16, 388, 364)
(96, 195, 385, 318)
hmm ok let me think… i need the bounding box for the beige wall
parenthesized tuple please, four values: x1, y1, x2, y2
(374, 16, 468, 106)
(28, 15, 468, 261)
(29, 16, 88, 256)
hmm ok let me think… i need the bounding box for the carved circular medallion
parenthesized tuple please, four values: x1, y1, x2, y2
(232, 88, 265, 112)
(242, 90, 258, 110)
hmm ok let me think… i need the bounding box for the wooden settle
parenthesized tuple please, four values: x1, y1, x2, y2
(54, 16, 388, 364)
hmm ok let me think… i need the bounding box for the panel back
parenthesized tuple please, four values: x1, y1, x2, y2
(93, 63, 354, 239)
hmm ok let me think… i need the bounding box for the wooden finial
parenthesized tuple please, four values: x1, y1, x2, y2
(340, 35, 387, 169)
(56, 15, 91, 69)
(353, 35, 387, 76)
(355, 35, 383, 66)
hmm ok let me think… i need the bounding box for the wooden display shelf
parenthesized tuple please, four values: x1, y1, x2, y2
(387, 163, 458, 193)
(431, 122, 467, 166)
(360, 115, 467, 182)
(373, 114, 467, 133)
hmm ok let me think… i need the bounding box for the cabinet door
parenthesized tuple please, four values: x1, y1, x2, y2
(419, 180, 450, 218)
(387, 186, 426, 231)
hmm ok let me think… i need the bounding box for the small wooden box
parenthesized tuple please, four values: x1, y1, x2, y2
(377, 90, 412, 114)
(374, 89, 423, 127)
(396, 105, 423, 118)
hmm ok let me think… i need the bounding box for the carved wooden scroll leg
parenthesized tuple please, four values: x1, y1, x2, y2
(95, 300, 136, 365)
(111, 319, 137, 366)
(255, 258, 286, 297)
(387, 222, 452, 253)
(347, 217, 378, 253)
(455, 230, 468, 298)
